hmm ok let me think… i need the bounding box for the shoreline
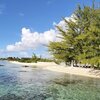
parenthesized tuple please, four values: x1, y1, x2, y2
(10, 61, 100, 79)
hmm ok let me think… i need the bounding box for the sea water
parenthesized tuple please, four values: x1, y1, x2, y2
(0, 61, 100, 100)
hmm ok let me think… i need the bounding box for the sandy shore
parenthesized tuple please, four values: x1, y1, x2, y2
(10, 61, 100, 78)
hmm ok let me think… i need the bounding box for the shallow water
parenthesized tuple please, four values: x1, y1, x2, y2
(48, 74, 100, 100)
(0, 61, 100, 100)
(0, 61, 61, 100)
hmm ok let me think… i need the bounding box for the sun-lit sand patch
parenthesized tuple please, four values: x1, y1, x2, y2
(10, 61, 100, 78)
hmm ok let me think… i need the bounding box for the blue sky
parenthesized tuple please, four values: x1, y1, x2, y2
(0, 0, 99, 58)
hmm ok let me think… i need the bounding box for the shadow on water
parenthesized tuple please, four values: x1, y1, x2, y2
(0, 65, 4, 66)
(53, 79, 82, 86)
(46, 74, 100, 100)
(0, 93, 51, 100)
(0, 93, 23, 100)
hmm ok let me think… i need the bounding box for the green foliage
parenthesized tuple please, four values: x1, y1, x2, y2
(48, 3, 100, 68)
(6, 53, 53, 63)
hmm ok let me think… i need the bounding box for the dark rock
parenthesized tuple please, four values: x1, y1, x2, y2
(0, 65, 4, 66)
(23, 65, 29, 67)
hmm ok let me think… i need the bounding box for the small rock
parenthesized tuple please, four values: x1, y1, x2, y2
(0, 65, 4, 66)
(23, 65, 29, 67)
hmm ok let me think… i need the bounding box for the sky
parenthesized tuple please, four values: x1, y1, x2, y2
(0, 0, 99, 58)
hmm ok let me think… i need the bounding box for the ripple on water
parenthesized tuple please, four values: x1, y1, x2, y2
(0, 61, 100, 100)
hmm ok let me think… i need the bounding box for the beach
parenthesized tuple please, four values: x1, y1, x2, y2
(1, 61, 100, 100)
(10, 61, 100, 79)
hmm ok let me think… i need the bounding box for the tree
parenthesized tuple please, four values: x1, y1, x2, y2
(48, 3, 100, 68)
(32, 53, 38, 62)
(74, 6, 100, 67)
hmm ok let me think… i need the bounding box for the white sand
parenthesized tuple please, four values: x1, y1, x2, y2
(10, 61, 100, 78)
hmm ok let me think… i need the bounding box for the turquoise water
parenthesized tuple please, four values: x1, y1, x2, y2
(0, 61, 100, 100)
(47, 75, 100, 100)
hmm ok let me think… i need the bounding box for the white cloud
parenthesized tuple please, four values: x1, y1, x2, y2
(6, 15, 73, 53)
(54, 14, 75, 31)
(7, 28, 57, 52)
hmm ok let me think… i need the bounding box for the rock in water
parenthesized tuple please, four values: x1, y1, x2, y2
(23, 65, 29, 67)
(0, 65, 4, 66)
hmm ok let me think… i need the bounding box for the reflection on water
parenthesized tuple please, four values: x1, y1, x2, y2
(0, 61, 100, 100)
